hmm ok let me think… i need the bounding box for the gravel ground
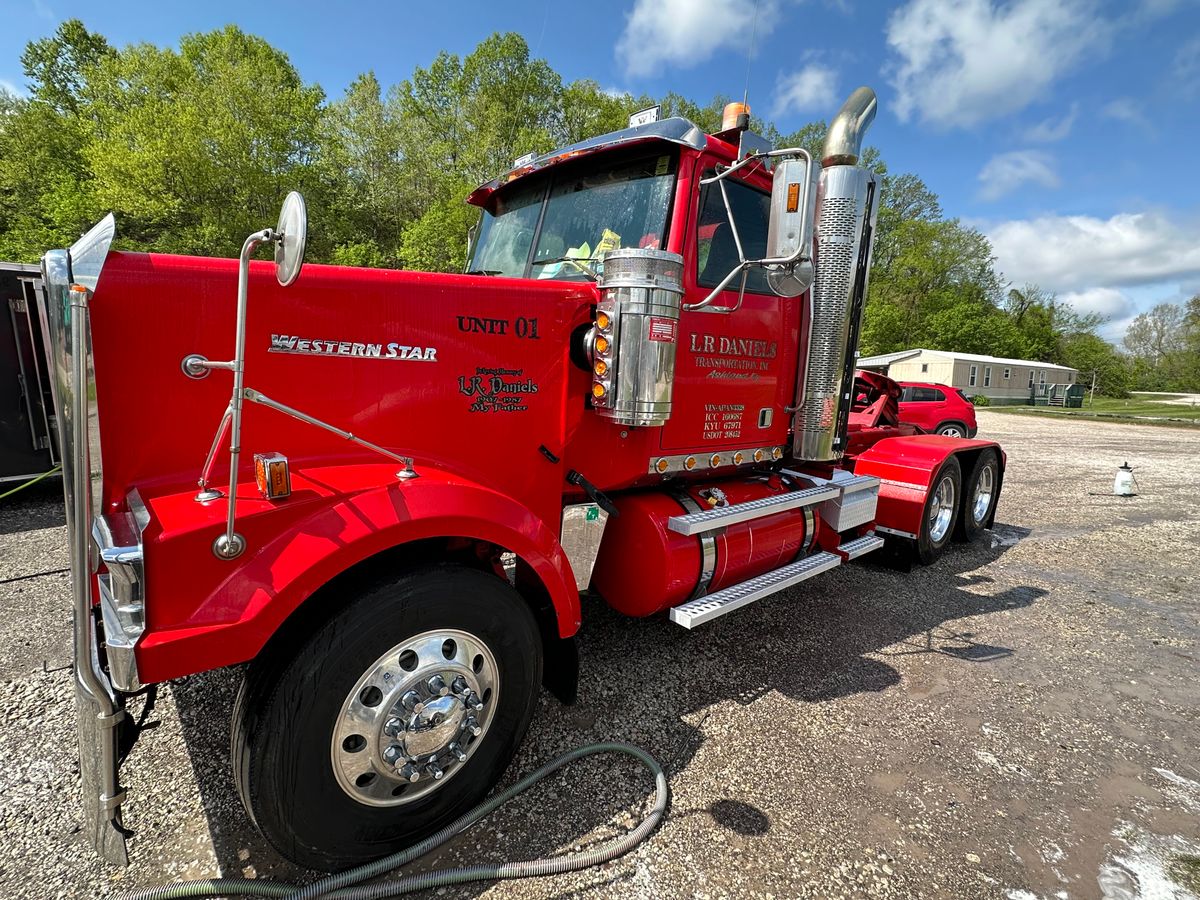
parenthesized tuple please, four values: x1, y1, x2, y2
(2, 411, 1199, 899)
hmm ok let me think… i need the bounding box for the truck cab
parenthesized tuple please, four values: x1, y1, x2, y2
(41, 88, 1005, 870)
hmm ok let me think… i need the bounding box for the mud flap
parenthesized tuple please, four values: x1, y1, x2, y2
(73, 614, 129, 865)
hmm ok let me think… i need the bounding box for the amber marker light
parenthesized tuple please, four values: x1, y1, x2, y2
(684, 456, 697, 470)
(592, 383, 607, 399)
(594, 360, 608, 376)
(655, 458, 670, 474)
(596, 311, 611, 330)
(753, 449, 765, 463)
(709, 454, 722, 468)
(733, 452, 745, 465)
(772, 447, 784, 460)
(594, 335, 609, 354)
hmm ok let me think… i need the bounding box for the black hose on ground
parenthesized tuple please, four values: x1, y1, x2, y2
(118, 742, 668, 900)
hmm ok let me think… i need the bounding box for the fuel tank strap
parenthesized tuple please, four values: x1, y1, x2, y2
(673, 491, 716, 600)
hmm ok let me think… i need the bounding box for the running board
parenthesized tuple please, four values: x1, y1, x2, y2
(668, 551, 841, 629)
(837, 532, 885, 560)
(667, 485, 839, 536)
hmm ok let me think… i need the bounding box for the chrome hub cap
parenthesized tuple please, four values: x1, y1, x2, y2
(331, 629, 498, 807)
(972, 464, 995, 526)
(928, 474, 956, 544)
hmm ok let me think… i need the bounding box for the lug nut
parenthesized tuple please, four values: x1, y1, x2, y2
(382, 743, 403, 765)
(451, 676, 469, 695)
(427, 674, 449, 696)
(464, 716, 482, 737)
(449, 743, 467, 762)
(398, 763, 420, 782)
(462, 690, 484, 711)
(383, 716, 404, 737)
(401, 690, 423, 713)
(426, 762, 444, 780)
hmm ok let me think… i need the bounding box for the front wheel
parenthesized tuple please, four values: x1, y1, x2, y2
(915, 456, 962, 565)
(232, 565, 543, 871)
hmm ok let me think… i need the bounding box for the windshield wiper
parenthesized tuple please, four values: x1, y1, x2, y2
(529, 256, 599, 280)
(466, 268, 502, 276)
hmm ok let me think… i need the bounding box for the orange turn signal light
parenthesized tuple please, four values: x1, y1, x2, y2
(254, 451, 291, 500)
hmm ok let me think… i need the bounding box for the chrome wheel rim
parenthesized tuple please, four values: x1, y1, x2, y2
(928, 475, 956, 544)
(972, 463, 995, 526)
(331, 629, 499, 807)
(941, 426, 963, 437)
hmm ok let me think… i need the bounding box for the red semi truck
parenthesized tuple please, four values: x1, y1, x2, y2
(42, 87, 1003, 869)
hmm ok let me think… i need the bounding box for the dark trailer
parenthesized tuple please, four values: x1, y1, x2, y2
(0, 261, 57, 483)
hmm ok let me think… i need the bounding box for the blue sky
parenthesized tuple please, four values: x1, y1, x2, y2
(2, 0, 1199, 341)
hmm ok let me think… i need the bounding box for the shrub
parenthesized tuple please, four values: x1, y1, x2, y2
(971, 394, 991, 407)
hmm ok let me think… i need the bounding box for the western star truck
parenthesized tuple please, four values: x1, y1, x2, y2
(40, 86, 1003, 869)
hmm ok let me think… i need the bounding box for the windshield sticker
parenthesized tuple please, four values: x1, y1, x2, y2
(459, 366, 539, 413)
(269, 335, 436, 361)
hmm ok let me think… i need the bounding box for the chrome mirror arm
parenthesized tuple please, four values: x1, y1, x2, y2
(686, 146, 815, 314)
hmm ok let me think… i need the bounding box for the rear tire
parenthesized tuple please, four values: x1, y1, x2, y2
(936, 422, 967, 438)
(955, 449, 999, 542)
(915, 456, 961, 565)
(232, 565, 542, 871)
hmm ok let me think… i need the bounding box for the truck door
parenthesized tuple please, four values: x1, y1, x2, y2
(660, 162, 801, 455)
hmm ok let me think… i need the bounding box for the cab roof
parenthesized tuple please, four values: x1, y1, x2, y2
(467, 117, 711, 208)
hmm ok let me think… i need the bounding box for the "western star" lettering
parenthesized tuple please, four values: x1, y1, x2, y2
(269, 335, 437, 362)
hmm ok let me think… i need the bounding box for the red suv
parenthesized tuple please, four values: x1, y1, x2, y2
(896, 382, 978, 437)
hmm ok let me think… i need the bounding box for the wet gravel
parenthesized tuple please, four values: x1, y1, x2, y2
(2, 411, 1199, 899)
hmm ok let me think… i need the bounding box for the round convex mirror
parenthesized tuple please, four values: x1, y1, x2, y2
(274, 191, 308, 287)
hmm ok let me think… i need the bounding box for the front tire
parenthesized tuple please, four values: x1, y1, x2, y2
(915, 457, 962, 565)
(232, 565, 542, 871)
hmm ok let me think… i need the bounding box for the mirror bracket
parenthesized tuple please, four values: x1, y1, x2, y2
(684, 147, 816, 315)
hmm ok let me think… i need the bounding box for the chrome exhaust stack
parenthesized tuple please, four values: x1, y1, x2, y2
(791, 87, 880, 462)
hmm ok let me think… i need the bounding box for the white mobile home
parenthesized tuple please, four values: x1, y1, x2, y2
(857, 349, 1078, 405)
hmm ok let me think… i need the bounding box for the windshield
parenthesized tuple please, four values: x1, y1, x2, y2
(469, 150, 678, 280)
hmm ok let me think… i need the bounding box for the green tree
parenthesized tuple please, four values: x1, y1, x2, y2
(0, 19, 111, 260)
(81, 26, 326, 256)
(1061, 332, 1131, 397)
(322, 72, 410, 267)
(20, 18, 113, 113)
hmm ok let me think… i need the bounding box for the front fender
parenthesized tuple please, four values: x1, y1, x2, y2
(136, 464, 579, 683)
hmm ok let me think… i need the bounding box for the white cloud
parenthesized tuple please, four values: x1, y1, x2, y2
(987, 211, 1200, 292)
(772, 64, 837, 118)
(1058, 287, 1135, 320)
(1175, 35, 1200, 94)
(977, 150, 1060, 201)
(1102, 98, 1150, 129)
(1024, 103, 1078, 142)
(616, 0, 780, 79)
(885, 0, 1110, 128)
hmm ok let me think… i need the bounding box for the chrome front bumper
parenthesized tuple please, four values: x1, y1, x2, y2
(92, 495, 149, 694)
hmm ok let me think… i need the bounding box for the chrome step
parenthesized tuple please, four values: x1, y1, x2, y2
(666, 485, 839, 536)
(837, 532, 885, 560)
(668, 551, 841, 629)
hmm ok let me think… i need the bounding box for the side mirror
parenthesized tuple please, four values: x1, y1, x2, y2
(764, 157, 818, 297)
(274, 191, 307, 287)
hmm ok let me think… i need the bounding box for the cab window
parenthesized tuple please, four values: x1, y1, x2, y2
(696, 174, 772, 295)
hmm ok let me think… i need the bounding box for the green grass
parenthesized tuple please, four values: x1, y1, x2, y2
(987, 396, 1200, 426)
(1169, 853, 1200, 894)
